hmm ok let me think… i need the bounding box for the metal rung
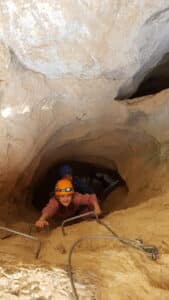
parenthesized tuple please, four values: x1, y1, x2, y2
(0, 226, 41, 259)
(61, 211, 99, 236)
(68, 233, 159, 299)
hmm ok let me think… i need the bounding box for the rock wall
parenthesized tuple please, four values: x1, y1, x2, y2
(0, 1, 169, 216)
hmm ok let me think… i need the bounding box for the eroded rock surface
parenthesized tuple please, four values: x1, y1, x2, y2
(0, 1, 168, 216)
(0, 1, 167, 80)
(0, 2, 169, 300)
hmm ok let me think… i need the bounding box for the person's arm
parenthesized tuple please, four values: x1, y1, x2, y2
(35, 197, 58, 229)
(75, 193, 102, 216)
(88, 194, 102, 215)
(35, 213, 49, 229)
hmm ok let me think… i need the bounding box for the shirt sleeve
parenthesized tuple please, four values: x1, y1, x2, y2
(74, 193, 98, 209)
(42, 197, 59, 218)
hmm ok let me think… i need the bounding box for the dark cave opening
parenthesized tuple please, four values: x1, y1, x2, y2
(131, 52, 169, 98)
(32, 160, 126, 211)
(115, 52, 169, 100)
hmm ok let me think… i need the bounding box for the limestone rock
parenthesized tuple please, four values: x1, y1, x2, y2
(0, 1, 168, 213)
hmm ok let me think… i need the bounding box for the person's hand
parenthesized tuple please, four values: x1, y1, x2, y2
(95, 207, 102, 216)
(35, 219, 49, 229)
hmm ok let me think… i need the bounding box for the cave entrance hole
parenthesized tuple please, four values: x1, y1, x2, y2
(32, 160, 126, 214)
(115, 52, 169, 100)
(131, 52, 169, 98)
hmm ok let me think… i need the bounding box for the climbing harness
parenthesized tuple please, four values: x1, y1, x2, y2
(0, 226, 41, 259)
(64, 212, 158, 299)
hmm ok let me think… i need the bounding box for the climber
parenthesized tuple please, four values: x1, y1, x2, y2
(59, 164, 94, 194)
(35, 179, 102, 229)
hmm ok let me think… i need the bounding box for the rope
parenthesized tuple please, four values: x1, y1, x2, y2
(68, 220, 158, 299)
(68, 234, 119, 300)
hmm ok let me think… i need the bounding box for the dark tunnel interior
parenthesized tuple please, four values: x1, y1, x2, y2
(32, 161, 126, 211)
(115, 52, 169, 100)
(131, 52, 169, 98)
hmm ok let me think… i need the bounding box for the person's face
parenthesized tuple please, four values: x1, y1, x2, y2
(57, 194, 73, 207)
(63, 174, 73, 181)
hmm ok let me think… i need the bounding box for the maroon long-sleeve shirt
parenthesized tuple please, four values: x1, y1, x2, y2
(42, 192, 97, 220)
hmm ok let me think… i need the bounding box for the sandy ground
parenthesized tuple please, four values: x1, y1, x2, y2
(0, 187, 169, 299)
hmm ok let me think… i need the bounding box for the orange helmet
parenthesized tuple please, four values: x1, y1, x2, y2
(55, 179, 74, 196)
